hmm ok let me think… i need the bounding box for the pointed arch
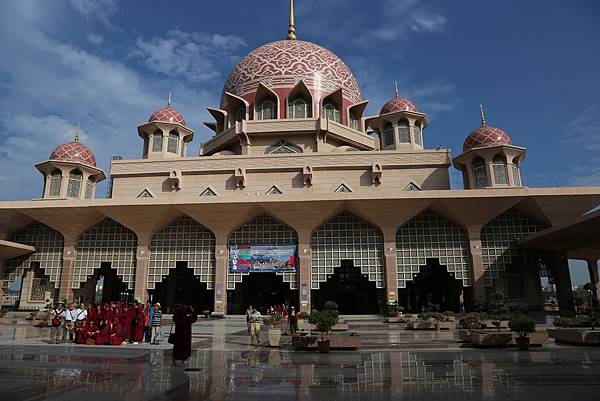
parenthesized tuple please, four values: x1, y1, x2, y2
(310, 212, 384, 289)
(395, 210, 470, 288)
(2, 222, 64, 289)
(265, 185, 284, 195)
(404, 182, 421, 191)
(321, 88, 342, 123)
(199, 187, 218, 197)
(137, 188, 155, 198)
(254, 83, 280, 120)
(227, 214, 298, 290)
(148, 216, 215, 289)
(286, 80, 313, 119)
(224, 91, 249, 126)
(335, 183, 353, 193)
(265, 140, 303, 154)
(73, 219, 137, 289)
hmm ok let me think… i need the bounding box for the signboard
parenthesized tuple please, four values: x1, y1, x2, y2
(229, 244, 296, 273)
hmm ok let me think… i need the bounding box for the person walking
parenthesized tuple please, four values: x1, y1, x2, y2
(49, 302, 65, 343)
(245, 305, 253, 333)
(63, 303, 77, 343)
(248, 306, 262, 346)
(172, 305, 198, 366)
(151, 303, 163, 344)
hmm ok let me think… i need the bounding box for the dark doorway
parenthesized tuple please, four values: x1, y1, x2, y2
(399, 259, 462, 313)
(149, 261, 213, 314)
(228, 272, 296, 315)
(312, 260, 380, 314)
(78, 262, 131, 305)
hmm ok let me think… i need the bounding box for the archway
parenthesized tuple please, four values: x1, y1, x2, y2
(149, 261, 213, 314)
(312, 260, 379, 314)
(400, 259, 462, 313)
(76, 262, 132, 305)
(227, 214, 298, 315)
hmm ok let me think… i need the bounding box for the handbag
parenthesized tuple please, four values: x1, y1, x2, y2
(167, 322, 176, 344)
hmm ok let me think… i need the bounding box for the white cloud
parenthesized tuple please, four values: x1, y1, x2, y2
(86, 33, 104, 45)
(564, 104, 600, 186)
(132, 30, 246, 83)
(69, 0, 117, 26)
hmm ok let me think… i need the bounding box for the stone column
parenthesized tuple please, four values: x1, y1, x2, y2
(213, 233, 228, 315)
(383, 229, 398, 309)
(133, 236, 151, 303)
(587, 258, 600, 304)
(467, 228, 487, 307)
(551, 253, 574, 316)
(58, 239, 77, 302)
(297, 231, 311, 315)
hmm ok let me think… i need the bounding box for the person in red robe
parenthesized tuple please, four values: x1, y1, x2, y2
(75, 320, 90, 344)
(127, 304, 137, 342)
(95, 321, 112, 345)
(133, 304, 145, 343)
(110, 323, 126, 345)
(172, 305, 198, 365)
(120, 305, 132, 342)
(86, 321, 99, 344)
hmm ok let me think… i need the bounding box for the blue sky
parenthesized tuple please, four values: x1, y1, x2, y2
(0, 0, 598, 284)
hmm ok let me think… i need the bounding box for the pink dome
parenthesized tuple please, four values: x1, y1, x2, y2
(463, 126, 512, 152)
(149, 106, 187, 127)
(222, 40, 362, 107)
(50, 141, 96, 167)
(380, 97, 417, 114)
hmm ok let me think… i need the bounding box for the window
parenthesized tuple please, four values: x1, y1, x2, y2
(266, 185, 283, 195)
(335, 183, 352, 193)
(152, 131, 163, 152)
(287, 96, 311, 118)
(234, 106, 245, 122)
(322, 102, 340, 123)
(265, 140, 303, 154)
(414, 124, 423, 146)
(512, 164, 521, 186)
(257, 99, 276, 120)
(382, 124, 394, 148)
(349, 111, 359, 130)
(199, 188, 217, 197)
(85, 178, 94, 199)
(492, 154, 509, 185)
(398, 120, 410, 143)
(472, 157, 488, 188)
(167, 131, 179, 154)
(66, 170, 83, 198)
(49, 171, 61, 197)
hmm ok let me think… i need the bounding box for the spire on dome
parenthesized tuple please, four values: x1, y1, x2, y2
(480, 104, 486, 127)
(168, 91, 172, 107)
(394, 81, 399, 98)
(74, 121, 80, 142)
(287, 0, 296, 40)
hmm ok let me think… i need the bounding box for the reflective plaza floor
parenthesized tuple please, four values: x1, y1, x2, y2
(1, 318, 600, 401)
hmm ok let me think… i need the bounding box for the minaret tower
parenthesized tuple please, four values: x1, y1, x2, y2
(453, 105, 526, 189)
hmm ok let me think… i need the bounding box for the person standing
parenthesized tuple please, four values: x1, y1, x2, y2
(151, 303, 163, 344)
(144, 302, 154, 343)
(63, 303, 77, 343)
(245, 305, 253, 334)
(172, 305, 198, 366)
(75, 302, 87, 328)
(289, 306, 298, 335)
(133, 303, 145, 343)
(248, 306, 262, 346)
(49, 302, 65, 344)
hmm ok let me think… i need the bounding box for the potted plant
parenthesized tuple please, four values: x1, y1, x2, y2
(263, 313, 284, 347)
(308, 307, 338, 353)
(488, 291, 510, 331)
(443, 311, 456, 322)
(429, 312, 445, 330)
(509, 316, 536, 350)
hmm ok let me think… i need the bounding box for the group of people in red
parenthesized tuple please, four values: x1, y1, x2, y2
(75, 302, 147, 345)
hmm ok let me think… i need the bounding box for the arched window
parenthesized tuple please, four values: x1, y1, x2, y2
(66, 170, 83, 198)
(234, 106, 245, 123)
(287, 96, 311, 119)
(492, 154, 509, 185)
(152, 130, 163, 152)
(382, 123, 394, 148)
(322, 102, 340, 123)
(49, 170, 61, 198)
(414, 124, 423, 146)
(472, 156, 488, 188)
(85, 177, 94, 199)
(167, 130, 179, 154)
(349, 111, 359, 130)
(398, 119, 410, 143)
(257, 99, 276, 120)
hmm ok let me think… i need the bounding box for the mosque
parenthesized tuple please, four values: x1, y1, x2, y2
(1, 1, 599, 315)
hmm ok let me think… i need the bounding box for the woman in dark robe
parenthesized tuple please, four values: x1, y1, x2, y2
(172, 305, 198, 365)
(133, 304, 145, 343)
(96, 321, 112, 345)
(110, 322, 126, 345)
(75, 320, 90, 344)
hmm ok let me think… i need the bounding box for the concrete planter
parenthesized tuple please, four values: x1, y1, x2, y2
(268, 328, 282, 347)
(468, 330, 512, 347)
(309, 323, 348, 331)
(406, 321, 456, 330)
(548, 328, 600, 345)
(292, 334, 361, 350)
(481, 320, 509, 329)
(509, 332, 548, 347)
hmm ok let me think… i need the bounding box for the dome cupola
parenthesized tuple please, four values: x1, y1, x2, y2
(148, 93, 187, 127)
(463, 107, 511, 152)
(380, 84, 417, 114)
(49, 123, 96, 167)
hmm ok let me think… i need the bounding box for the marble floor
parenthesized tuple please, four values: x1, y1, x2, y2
(1, 318, 599, 400)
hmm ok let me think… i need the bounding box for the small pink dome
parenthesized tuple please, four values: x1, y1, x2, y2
(50, 141, 96, 167)
(380, 97, 417, 114)
(149, 106, 187, 127)
(463, 126, 512, 152)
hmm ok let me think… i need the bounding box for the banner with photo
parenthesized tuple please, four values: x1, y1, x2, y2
(229, 244, 296, 273)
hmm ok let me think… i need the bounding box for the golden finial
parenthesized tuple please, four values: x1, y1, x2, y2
(74, 121, 80, 142)
(479, 104, 486, 126)
(394, 81, 399, 98)
(167, 91, 172, 107)
(287, 0, 296, 40)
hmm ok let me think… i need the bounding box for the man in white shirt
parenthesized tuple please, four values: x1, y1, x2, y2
(50, 302, 66, 344)
(74, 302, 87, 327)
(63, 303, 77, 343)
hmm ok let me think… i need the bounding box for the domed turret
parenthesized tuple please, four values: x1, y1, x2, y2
(36, 123, 105, 199)
(453, 105, 525, 189)
(148, 101, 187, 127)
